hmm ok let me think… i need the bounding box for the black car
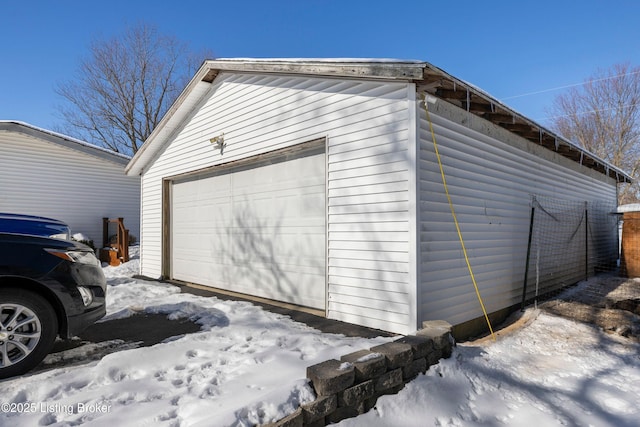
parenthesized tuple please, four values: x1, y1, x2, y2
(0, 213, 106, 378)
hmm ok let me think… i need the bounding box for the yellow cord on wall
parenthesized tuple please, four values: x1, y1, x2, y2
(420, 94, 496, 341)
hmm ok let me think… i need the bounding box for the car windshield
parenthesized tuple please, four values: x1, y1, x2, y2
(0, 213, 71, 240)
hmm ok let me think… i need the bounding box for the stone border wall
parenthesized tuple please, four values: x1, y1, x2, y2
(263, 321, 454, 427)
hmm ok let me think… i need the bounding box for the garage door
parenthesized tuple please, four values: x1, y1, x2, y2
(170, 143, 326, 309)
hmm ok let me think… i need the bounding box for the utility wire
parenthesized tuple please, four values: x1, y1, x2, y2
(501, 69, 640, 101)
(537, 101, 640, 122)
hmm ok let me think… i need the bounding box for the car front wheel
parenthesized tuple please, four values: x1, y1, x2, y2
(0, 289, 58, 379)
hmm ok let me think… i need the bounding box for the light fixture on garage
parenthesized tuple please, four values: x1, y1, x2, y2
(210, 133, 226, 154)
(424, 94, 438, 105)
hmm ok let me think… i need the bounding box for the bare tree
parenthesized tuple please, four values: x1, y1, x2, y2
(56, 23, 211, 155)
(548, 63, 640, 203)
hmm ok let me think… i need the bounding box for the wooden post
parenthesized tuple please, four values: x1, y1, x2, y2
(115, 217, 127, 263)
(102, 217, 109, 248)
(123, 229, 129, 263)
(100, 217, 130, 265)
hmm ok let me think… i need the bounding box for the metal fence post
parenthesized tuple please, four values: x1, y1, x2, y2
(585, 202, 589, 280)
(521, 204, 536, 311)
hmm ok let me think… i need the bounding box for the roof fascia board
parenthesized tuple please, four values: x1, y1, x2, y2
(208, 59, 426, 81)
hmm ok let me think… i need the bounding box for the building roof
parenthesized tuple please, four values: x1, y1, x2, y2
(0, 121, 131, 166)
(125, 59, 631, 183)
(617, 204, 640, 213)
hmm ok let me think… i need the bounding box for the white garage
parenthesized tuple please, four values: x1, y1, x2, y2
(169, 142, 326, 309)
(126, 59, 628, 336)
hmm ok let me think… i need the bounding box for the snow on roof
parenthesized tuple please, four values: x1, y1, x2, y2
(617, 203, 640, 213)
(213, 57, 425, 63)
(0, 120, 131, 166)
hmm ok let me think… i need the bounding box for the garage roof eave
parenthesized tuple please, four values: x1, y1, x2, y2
(127, 58, 632, 184)
(418, 63, 633, 184)
(126, 63, 215, 176)
(204, 58, 428, 81)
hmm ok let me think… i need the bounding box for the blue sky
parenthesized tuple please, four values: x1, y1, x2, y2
(2, 0, 639, 132)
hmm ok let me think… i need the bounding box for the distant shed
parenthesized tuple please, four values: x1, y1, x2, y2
(126, 59, 630, 335)
(0, 121, 140, 243)
(617, 204, 640, 277)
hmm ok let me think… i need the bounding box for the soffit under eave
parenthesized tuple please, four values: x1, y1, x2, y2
(416, 65, 631, 184)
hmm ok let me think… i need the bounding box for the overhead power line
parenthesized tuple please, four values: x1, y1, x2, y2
(501, 69, 640, 101)
(537, 101, 640, 122)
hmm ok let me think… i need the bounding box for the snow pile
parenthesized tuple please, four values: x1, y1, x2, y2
(338, 312, 640, 426)
(0, 247, 391, 426)
(71, 233, 92, 243)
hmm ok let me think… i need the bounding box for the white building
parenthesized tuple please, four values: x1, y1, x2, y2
(0, 121, 140, 243)
(126, 59, 629, 336)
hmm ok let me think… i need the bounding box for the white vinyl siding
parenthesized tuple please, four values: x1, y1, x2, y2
(417, 100, 617, 326)
(327, 130, 413, 334)
(0, 131, 140, 242)
(139, 73, 414, 334)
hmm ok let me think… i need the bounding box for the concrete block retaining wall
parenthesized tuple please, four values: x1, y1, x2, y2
(262, 320, 454, 427)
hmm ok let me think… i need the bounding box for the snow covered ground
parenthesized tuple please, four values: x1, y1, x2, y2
(1, 248, 639, 426)
(0, 247, 392, 426)
(338, 311, 640, 427)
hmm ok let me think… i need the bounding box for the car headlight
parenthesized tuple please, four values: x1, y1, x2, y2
(45, 249, 101, 266)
